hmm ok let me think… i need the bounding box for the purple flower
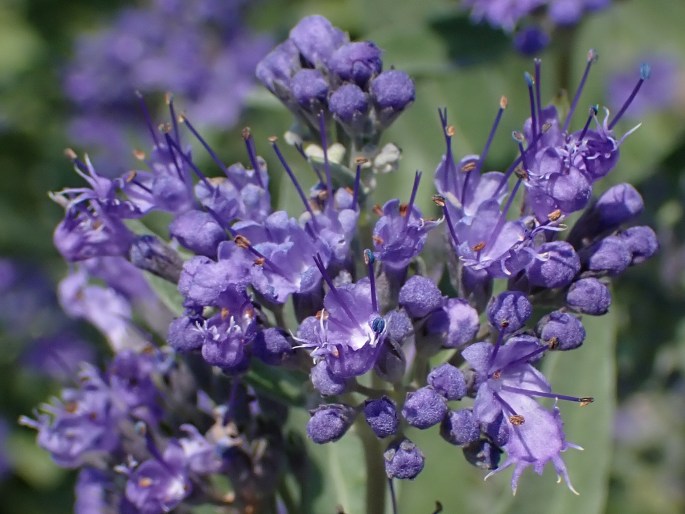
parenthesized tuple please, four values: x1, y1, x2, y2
(462, 338, 589, 493)
(306, 404, 357, 444)
(125, 442, 191, 514)
(384, 438, 425, 480)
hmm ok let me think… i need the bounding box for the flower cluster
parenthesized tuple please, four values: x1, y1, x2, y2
(26, 14, 657, 513)
(65, 0, 271, 174)
(463, 0, 611, 55)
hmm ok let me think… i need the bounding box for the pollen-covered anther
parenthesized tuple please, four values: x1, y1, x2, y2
(547, 209, 562, 222)
(579, 397, 594, 407)
(317, 190, 329, 201)
(220, 307, 230, 320)
(315, 309, 329, 321)
(491, 370, 502, 380)
(500, 96, 508, 109)
(461, 161, 477, 173)
(509, 414, 525, 426)
(234, 235, 251, 249)
(125, 170, 137, 183)
(138, 477, 153, 488)
(472, 241, 486, 252)
(542, 121, 552, 133)
(267, 135, 278, 143)
(355, 156, 369, 165)
(432, 194, 446, 208)
(446, 125, 456, 137)
(373, 235, 384, 245)
(499, 320, 510, 329)
(547, 336, 559, 350)
(158, 122, 172, 134)
(514, 166, 529, 180)
(373, 204, 383, 216)
(399, 203, 409, 217)
(254, 257, 265, 267)
(132, 149, 146, 160)
(64, 401, 78, 414)
(241, 127, 252, 140)
(64, 148, 78, 160)
(330, 346, 340, 358)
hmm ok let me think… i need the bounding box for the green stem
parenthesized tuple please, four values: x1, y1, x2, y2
(356, 418, 387, 514)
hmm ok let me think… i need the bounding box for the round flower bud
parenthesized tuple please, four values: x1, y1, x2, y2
(255, 40, 300, 97)
(398, 275, 443, 318)
(167, 314, 204, 352)
(310, 360, 348, 396)
(618, 226, 658, 264)
(370, 70, 415, 126)
(526, 241, 580, 288)
(291, 69, 329, 109)
(289, 15, 346, 66)
(384, 438, 425, 480)
(514, 26, 550, 56)
(487, 291, 532, 333)
(427, 363, 467, 401)
(329, 41, 382, 85)
(306, 404, 356, 444)
(253, 328, 292, 365)
(329, 84, 369, 124)
(402, 386, 448, 429)
(463, 440, 501, 470)
(440, 409, 480, 446)
(585, 235, 632, 275)
(566, 278, 611, 315)
(169, 210, 226, 257)
(595, 183, 644, 228)
(363, 397, 399, 439)
(444, 299, 480, 348)
(537, 310, 586, 351)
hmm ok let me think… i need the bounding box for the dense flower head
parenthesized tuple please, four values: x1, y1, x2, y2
(29, 13, 661, 511)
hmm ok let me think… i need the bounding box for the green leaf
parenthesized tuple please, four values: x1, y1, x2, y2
(243, 360, 307, 407)
(291, 409, 368, 514)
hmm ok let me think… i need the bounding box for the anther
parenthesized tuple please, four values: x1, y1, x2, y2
(579, 397, 594, 407)
(241, 127, 251, 140)
(446, 125, 456, 137)
(373, 204, 383, 216)
(254, 257, 265, 266)
(547, 336, 559, 350)
(461, 161, 477, 173)
(547, 209, 562, 222)
(509, 414, 525, 426)
(500, 96, 508, 109)
(221, 308, 230, 320)
(472, 242, 486, 252)
(373, 235, 384, 245)
(133, 149, 146, 160)
(432, 194, 446, 208)
(268, 135, 278, 143)
(399, 204, 409, 217)
(138, 477, 153, 488)
(64, 148, 78, 160)
(234, 235, 251, 249)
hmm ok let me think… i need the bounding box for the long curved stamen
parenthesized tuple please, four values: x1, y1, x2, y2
(180, 115, 231, 177)
(487, 330, 506, 369)
(433, 195, 460, 248)
(534, 58, 542, 135)
(462, 97, 507, 204)
(166, 93, 181, 148)
(164, 133, 212, 189)
(525, 72, 538, 142)
(608, 63, 651, 130)
(241, 128, 265, 188)
(313, 254, 361, 327)
(295, 143, 323, 183)
(233, 234, 291, 278)
(135, 91, 160, 147)
(352, 159, 363, 207)
(494, 128, 546, 197)
(364, 249, 378, 313)
(563, 49, 598, 133)
(501, 385, 594, 406)
(270, 137, 317, 224)
(404, 171, 422, 231)
(578, 105, 599, 140)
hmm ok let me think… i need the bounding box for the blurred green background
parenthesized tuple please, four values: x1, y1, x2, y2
(1, 0, 685, 512)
